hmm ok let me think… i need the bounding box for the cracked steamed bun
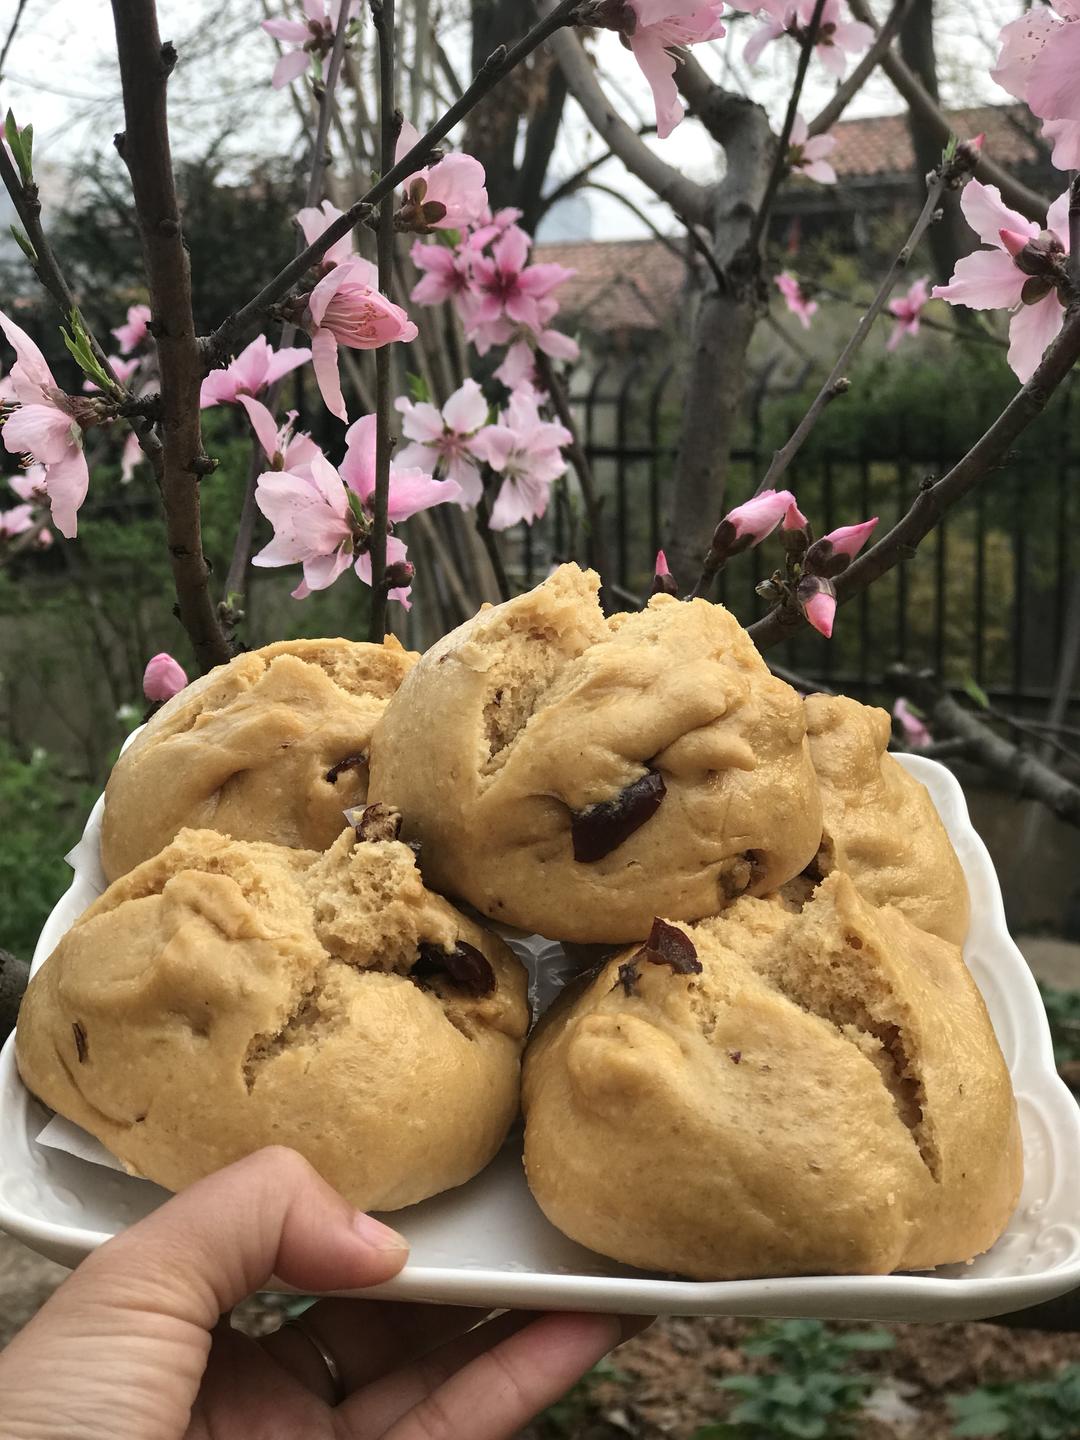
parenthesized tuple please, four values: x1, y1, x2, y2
(17, 823, 528, 1210)
(522, 872, 1020, 1280)
(805, 693, 970, 944)
(100, 636, 417, 882)
(368, 564, 823, 943)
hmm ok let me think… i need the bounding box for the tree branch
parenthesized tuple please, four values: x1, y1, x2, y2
(885, 666, 1080, 827)
(748, 0, 827, 256)
(808, 0, 912, 136)
(541, 8, 710, 226)
(0, 0, 29, 81)
(748, 303, 1080, 648)
(110, 1, 231, 671)
(848, 0, 1050, 221)
(208, 0, 585, 361)
(368, 0, 397, 642)
(535, 349, 609, 586)
(753, 154, 958, 499)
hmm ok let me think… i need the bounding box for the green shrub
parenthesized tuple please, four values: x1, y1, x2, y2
(948, 1365, 1080, 1438)
(693, 1319, 894, 1440)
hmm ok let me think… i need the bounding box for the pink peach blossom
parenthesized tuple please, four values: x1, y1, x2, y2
(775, 271, 818, 328)
(261, 0, 360, 89)
(469, 226, 575, 333)
(304, 258, 418, 421)
(238, 394, 321, 475)
(0, 502, 34, 540)
(783, 498, 809, 531)
(394, 121, 489, 231)
(819, 516, 878, 558)
(8, 464, 48, 504)
(713, 488, 798, 560)
(111, 303, 151, 355)
(733, 0, 872, 78)
(932, 181, 1071, 382)
(143, 653, 188, 702)
(296, 199, 355, 267)
(993, 3, 1080, 168)
(120, 431, 143, 485)
(200, 334, 312, 408)
(893, 697, 931, 749)
(803, 586, 836, 637)
(470, 390, 571, 529)
(625, 2, 727, 140)
(886, 277, 930, 351)
(788, 113, 837, 184)
(0, 310, 90, 539)
(395, 379, 490, 506)
(409, 239, 474, 307)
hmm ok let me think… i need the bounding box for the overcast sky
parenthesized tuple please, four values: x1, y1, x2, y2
(0, 0, 1028, 242)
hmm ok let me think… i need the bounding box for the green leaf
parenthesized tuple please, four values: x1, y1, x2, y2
(962, 677, 991, 710)
(406, 371, 430, 404)
(10, 224, 37, 265)
(837, 1328, 895, 1351)
(942, 134, 959, 165)
(4, 108, 32, 185)
(21, 122, 32, 169)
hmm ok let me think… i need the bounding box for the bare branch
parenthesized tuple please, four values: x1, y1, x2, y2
(808, 0, 912, 136)
(110, 1, 231, 671)
(535, 350, 609, 586)
(209, 0, 585, 360)
(885, 666, 1080, 827)
(541, 9, 711, 225)
(748, 302, 1080, 648)
(748, 0, 827, 256)
(368, 0, 397, 642)
(0, 0, 29, 81)
(1070, 172, 1080, 293)
(848, 0, 1050, 221)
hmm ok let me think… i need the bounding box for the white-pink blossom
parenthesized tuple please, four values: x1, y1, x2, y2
(993, 2, 1080, 171)
(238, 394, 321, 476)
(932, 181, 1071, 383)
(893, 697, 931, 749)
(394, 121, 489, 231)
(0, 310, 90, 539)
(409, 239, 475, 308)
(775, 271, 818, 328)
(296, 199, 355, 267)
(261, 0, 360, 89)
(469, 227, 575, 334)
(470, 390, 571, 529)
(0, 502, 34, 540)
(253, 413, 460, 605)
(734, 0, 872, 78)
(200, 334, 311, 408)
(788, 113, 837, 185)
(886, 277, 930, 351)
(112, 303, 151, 355)
(304, 258, 418, 422)
(395, 379, 490, 506)
(624, 2, 727, 140)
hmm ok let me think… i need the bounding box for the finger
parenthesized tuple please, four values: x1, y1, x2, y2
(260, 1300, 490, 1401)
(340, 1310, 536, 1433)
(66, 1147, 410, 1328)
(379, 1312, 630, 1440)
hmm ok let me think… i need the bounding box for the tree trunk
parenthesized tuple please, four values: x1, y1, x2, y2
(465, 0, 528, 212)
(899, 0, 970, 283)
(1, 949, 29, 1044)
(666, 96, 774, 588)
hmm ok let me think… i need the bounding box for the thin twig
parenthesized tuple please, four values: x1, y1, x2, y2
(474, 479, 512, 603)
(808, 0, 912, 137)
(755, 164, 951, 496)
(535, 349, 608, 584)
(0, 0, 29, 80)
(748, 0, 827, 257)
(110, 1, 231, 671)
(748, 302, 1080, 649)
(848, 0, 1049, 221)
(368, 0, 397, 642)
(223, 8, 351, 615)
(208, 0, 584, 361)
(1070, 172, 1080, 294)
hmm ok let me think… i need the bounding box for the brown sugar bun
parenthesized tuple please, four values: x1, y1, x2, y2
(17, 822, 528, 1210)
(522, 873, 1020, 1280)
(367, 563, 823, 943)
(100, 636, 417, 882)
(804, 693, 970, 944)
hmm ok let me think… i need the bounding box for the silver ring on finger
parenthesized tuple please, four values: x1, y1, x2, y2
(281, 1317, 347, 1406)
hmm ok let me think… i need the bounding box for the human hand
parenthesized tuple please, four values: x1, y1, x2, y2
(0, 1147, 642, 1440)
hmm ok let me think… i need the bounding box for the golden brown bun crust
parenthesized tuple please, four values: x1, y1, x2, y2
(100, 637, 418, 882)
(368, 564, 823, 943)
(522, 873, 1020, 1279)
(17, 828, 528, 1211)
(805, 694, 970, 944)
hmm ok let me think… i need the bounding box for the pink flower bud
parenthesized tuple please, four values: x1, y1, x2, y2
(803, 590, 836, 638)
(655, 548, 671, 576)
(999, 227, 1030, 258)
(965, 133, 985, 153)
(820, 516, 878, 558)
(783, 501, 809, 531)
(706, 488, 799, 572)
(651, 548, 679, 597)
(893, 697, 931, 749)
(143, 652, 188, 702)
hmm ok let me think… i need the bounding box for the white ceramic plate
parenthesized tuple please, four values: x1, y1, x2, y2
(2, 755, 1079, 1319)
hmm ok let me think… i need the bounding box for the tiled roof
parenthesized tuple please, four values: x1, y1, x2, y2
(829, 103, 1042, 179)
(531, 237, 688, 333)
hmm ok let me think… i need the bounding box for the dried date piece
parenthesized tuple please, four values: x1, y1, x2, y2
(411, 941, 496, 998)
(350, 803, 404, 843)
(325, 752, 368, 784)
(612, 917, 701, 994)
(72, 1021, 88, 1064)
(571, 769, 666, 863)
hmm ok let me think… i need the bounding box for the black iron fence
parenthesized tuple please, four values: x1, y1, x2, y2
(517, 364, 1079, 713)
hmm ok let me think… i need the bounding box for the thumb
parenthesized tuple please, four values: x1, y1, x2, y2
(64, 1145, 410, 1325)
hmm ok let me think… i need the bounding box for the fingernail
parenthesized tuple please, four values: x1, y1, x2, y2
(352, 1210, 410, 1252)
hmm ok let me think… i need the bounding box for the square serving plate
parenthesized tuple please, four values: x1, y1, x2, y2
(2, 754, 1079, 1320)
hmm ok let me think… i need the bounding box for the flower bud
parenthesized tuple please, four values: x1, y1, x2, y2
(650, 549, 679, 598)
(143, 652, 188, 702)
(797, 574, 837, 638)
(385, 559, 415, 590)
